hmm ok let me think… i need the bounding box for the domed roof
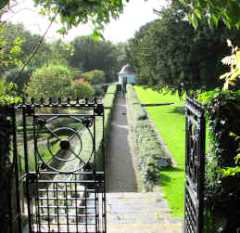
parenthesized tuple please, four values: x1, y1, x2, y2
(119, 64, 135, 74)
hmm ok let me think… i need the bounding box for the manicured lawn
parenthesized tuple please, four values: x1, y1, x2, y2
(135, 86, 185, 218)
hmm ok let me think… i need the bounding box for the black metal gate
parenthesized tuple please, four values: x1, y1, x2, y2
(14, 98, 106, 233)
(184, 97, 206, 233)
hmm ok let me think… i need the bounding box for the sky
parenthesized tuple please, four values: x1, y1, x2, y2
(3, 0, 168, 43)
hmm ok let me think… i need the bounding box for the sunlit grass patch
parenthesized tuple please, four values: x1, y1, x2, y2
(135, 86, 185, 218)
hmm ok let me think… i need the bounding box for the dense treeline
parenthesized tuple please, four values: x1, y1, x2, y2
(127, 3, 240, 91)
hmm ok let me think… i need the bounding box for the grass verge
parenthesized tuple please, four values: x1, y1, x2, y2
(135, 86, 185, 218)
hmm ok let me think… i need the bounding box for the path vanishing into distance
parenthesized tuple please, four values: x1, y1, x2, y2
(105, 94, 183, 233)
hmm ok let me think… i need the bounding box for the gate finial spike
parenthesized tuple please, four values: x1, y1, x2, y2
(49, 97, 52, 105)
(58, 97, 62, 104)
(40, 97, 44, 105)
(31, 97, 35, 105)
(67, 97, 70, 105)
(76, 97, 80, 104)
(22, 97, 26, 105)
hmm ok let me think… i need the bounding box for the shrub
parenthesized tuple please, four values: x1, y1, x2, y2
(126, 85, 172, 190)
(72, 80, 95, 98)
(82, 70, 106, 85)
(26, 64, 73, 98)
(0, 79, 21, 105)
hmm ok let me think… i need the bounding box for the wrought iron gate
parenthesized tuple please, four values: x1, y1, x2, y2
(14, 98, 106, 233)
(184, 97, 206, 233)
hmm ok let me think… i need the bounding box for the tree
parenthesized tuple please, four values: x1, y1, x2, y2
(47, 40, 73, 66)
(70, 36, 118, 82)
(26, 64, 73, 99)
(127, 4, 240, 91)
(2, 23, 51, 70)
(114, 42, 129, 71)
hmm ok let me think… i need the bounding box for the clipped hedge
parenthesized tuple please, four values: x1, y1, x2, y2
(126, 85, 172, 190)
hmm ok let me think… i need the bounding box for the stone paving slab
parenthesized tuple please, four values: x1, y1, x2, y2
(107, 223, 183, 233)
(107, 192, 183, 233)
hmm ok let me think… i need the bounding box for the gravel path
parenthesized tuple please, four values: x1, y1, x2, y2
(106, 94, 138, 192)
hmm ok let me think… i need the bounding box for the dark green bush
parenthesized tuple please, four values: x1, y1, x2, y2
(198, 90, 240, 233)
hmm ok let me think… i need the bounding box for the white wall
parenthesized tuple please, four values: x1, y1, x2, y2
(118, 73, 136, 84)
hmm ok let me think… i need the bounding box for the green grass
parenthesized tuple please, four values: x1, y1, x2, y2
(135, 86, 185, 218)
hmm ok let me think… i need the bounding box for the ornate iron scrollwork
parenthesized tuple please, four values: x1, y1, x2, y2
(35, 115, 94, 173)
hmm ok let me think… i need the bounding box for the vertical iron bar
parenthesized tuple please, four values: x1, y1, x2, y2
(74, 174, 79, 233)
(93, 116, 98, 233)
(36, 180, 41, 233)
(46, 186, 51, 232)
(12, 105, 23, 233)
(184, 105, 189, 233)
(102, 111, 106, 233)
(84, 185, 88, 233)
(56, 183, 60, 233)
(33, 111, 42, 233)
(22, 106, 33, 233)
(198, 113, 205, 233)
(65, 183, 70, 233)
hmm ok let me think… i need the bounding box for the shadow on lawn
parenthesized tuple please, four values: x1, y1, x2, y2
(159, 167, 184, 186)
(169, 106, 185, 116)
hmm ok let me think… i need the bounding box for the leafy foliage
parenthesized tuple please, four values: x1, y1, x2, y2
(180, 0, 240, 29)
(198, 90, 240, 232)
(4, 67, 33, 93)
(0, 23, 23, 74)
(33, 0, 125, 35)
(0, 79, 21, 105)
(220, 40, 240, 90)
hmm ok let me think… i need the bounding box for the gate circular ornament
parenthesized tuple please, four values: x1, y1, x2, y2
(36, 116, 94, 173)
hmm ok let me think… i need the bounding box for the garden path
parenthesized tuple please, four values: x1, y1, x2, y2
(106, 94, 183, 233)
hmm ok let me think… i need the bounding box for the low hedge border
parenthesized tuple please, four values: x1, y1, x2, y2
(96, 84, 117, 170)
(126, 85, 172, 191)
